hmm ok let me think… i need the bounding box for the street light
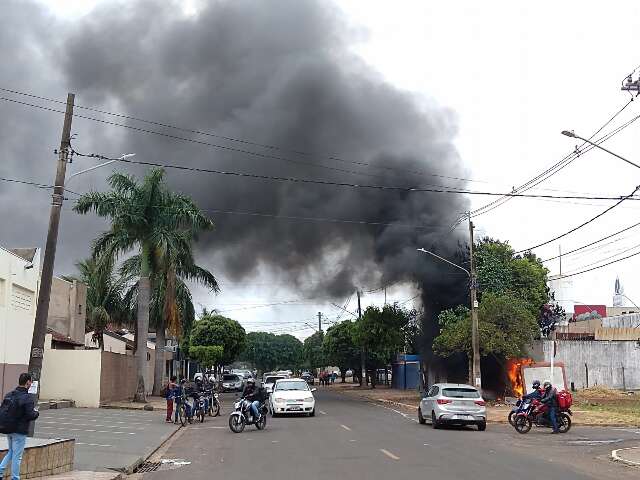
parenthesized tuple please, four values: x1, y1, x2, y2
(561, 131, 640, 170)
(416, 248, 481, 389)
(66, 153, 136, 184)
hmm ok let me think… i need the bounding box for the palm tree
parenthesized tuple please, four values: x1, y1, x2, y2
(121, 237, 218, 395)
(64, 257, 130, 349)
(74, 168, 214, 402)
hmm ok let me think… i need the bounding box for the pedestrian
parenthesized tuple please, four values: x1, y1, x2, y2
(0, 373, 39, 480)
(165, 376, 177, 423)
(540, 381, 559, 434)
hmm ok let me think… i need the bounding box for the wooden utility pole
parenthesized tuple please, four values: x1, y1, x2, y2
(468, 215, 481, 389)
(28, 93, 75, 413)
(357, 289, 366, 388)
(317, 312, 323, 333)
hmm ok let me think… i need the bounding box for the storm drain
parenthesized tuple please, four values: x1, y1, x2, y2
(135, 461, 162, 473)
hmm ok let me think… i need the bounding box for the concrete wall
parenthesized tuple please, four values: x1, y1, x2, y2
(595, 327, 640, 341)
(84, 332, 129, 354)
(602, 313, 640, 329)
(40, 349, 102, 407)
(539, 340, 640, 390)
(0, 247, 40, 399)
(47, 277, 86, 344)
(100, 351, 137, 403)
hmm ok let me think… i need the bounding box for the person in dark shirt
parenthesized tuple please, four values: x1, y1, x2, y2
(540, 381, 559, 433)
(0, 373, 40, 480)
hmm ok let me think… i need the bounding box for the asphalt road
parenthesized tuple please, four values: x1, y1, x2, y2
(139, 389, 639, 480)
(35, 407, 178, 472)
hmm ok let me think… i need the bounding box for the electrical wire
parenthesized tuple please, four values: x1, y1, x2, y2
(515, 184, 640, 254)
(559, 250, 640, 279)
(0, 176, 82, 196)
(540, 221, 640, 262)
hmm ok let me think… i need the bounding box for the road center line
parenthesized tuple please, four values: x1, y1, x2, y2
(319, 410, 327, 415)
(380, 449, 400, 460)
(340, 424, 352, 431)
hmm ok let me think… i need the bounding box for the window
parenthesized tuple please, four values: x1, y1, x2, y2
(11, 285, 34, 312)
(442, 388, 480, 399)
(274, 381, 309, 391)
(78, 304, 83, 315)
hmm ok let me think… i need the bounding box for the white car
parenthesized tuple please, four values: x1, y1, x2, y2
(262, 374, 288, 394)
(270, 378, 316, 416)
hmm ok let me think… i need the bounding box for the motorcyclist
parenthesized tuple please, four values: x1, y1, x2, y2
(195, 378, 209, 413)
(540, 381, 559, 433)
(241, 378, 262, 421)
(521, 380, 543, 401)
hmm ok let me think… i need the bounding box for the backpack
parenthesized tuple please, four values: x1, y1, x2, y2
(557, 390, 573, 410)
(0, 392, 21, 434)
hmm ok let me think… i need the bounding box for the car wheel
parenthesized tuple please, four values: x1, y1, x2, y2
(477, 421, 486, 431)
(418, 407, 426, 425)
(431, 411, 440, 429)
(309, 409, 315, 417)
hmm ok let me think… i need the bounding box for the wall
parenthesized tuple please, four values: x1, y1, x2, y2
(47, 277, 87, 344)
(85, 332, 129, 354)
(595, 327, 640, 341)
(539, 340, 640, 390)
(40, 349, 102, 407)
(603, 313, 640, 329)
(0, 247, 40, 399)
(100, 351, 137, 403)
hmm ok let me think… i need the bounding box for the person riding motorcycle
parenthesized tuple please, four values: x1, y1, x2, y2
(540, 381, 559, 433)
(521, 380, 543, 401)
(241, 379, 263, 421)
(194, 378, 209, 413)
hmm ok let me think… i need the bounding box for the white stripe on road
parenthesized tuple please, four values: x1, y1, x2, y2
(76, 442, 112, 447)
(319, 410, 327, 415)
(380, 449, 400, 460)
(340, 424, 351, 431)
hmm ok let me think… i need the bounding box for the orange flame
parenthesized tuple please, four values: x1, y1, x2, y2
(506, 358, 534, 396)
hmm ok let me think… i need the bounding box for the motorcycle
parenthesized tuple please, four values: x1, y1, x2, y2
(508, 398, 531, 426)
(207, 390, 221, 417)
(192, 395, 207, 423)
(513, 399, 572, 434)
(228, 398, 268, 433)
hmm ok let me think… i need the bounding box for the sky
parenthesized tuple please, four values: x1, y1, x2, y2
(3, 0, 640, 338)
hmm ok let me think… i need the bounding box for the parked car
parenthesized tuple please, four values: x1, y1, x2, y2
(270, 378, 316, 416)
(345, 369, 354, 377)
(300, 372, 314, 385)
(418, 383, 486, 431)
(220, 374, 244, 392)
(262, 374, 288, 394)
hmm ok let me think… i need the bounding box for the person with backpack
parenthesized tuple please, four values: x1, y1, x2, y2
(0, 373, 40, 480)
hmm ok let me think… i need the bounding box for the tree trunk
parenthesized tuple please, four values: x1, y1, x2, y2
(152, 321, 166, 396)
(134, 245, 151, 403)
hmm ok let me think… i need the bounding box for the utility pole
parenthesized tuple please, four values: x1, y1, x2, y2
(28, 93, 74, 431)
(622, 74, 640, 94)
(559, 245, 562, 277)
(317, 312, 323, 333)
(468, 215, 481, 389)
(357, 289, 366, 388)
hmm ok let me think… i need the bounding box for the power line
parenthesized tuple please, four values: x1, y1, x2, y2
(564, 242, 640, 272)
(0, 176, 82, 196)
(515, 185, 640, 254)
(72, 148, 640, 201)
(559, 250, 640, 279)
(540, 221, 640, 262)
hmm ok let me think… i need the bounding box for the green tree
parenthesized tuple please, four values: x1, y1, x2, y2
(190, 313, 246, 367)
(67, 257, 130, 349)
(189, 345, 224, 370)
(323, 321, 359, 382)
(353, 304, 412, 387)
(274, 334, 303, 372)
(302, 331, 325, 371)
(433, 292, 538, 372)
(74, 168, 214, 401)
(241, 332, 279, 373)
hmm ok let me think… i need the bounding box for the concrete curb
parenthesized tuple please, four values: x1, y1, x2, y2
(611, 447, 640, 467)
(38, 400, 75, 411)
(354, 395, 640, 427)
(100, 404, 156, 411)
(119, 424, 182, 475)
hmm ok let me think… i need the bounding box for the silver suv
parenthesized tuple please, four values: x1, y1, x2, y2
(418, 383, 486, 431)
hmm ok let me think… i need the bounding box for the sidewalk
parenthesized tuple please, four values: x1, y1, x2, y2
(612, 447, 640, 467)
(42, 472, 123, 480)
(100, 396, 166, 411)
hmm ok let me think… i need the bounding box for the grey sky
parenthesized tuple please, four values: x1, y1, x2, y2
(3, 0, 640, 338)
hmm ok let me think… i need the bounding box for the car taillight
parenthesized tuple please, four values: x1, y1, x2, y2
(437, 399, 452, 405)
(475, 400, 486, 406)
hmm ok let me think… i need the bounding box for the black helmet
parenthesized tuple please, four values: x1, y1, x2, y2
(247, 378, 255, 385)
(532, 380, 541, 389)
(543, 381, 552, 389)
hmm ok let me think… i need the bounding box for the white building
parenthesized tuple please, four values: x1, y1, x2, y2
(0, 246, 41, 398)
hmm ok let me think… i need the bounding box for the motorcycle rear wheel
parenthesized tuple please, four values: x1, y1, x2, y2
(558, 413, 571, 433)
(514, 416, 532, 434)
(229, 414, 246, 433)
(508, 411, 516, 426)
(211, 402, 221, 417)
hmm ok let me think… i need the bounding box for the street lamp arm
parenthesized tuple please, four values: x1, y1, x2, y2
(416, 248, 471, 277)
(561, 131, 640, 171)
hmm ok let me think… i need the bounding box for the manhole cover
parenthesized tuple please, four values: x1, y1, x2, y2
(135, 461, 162, 473)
